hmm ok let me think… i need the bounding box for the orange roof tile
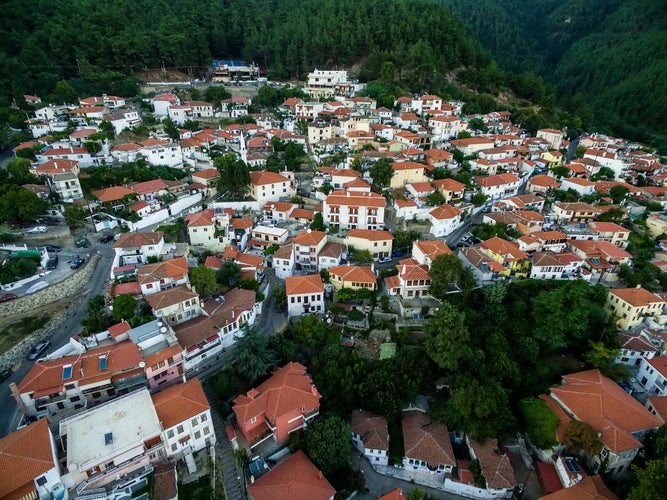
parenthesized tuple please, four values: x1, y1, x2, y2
(481, 236, 528, 260)
(34, 159, 78, 175)
(0, 418, 55, 499)
(550, 369, 662, 453)
(233, 362, 321, 425)
(108, 320, 132, 338)
(403, 409, 455, 467)
(474, 173, 520, 187)
(328, 265, 376, 285)
(293, 229, 326, 246)
(247, 450, 335, 500)
(250, 170, 290, 186)
(433, 178, 465, 192)
(138, 256, 189, 285)
(185, 209, 214, 227)
(351, 409, 389, 451)
(347, 229, 394, 242)
(290, 208, 315, 221)
(391, 161, 425, 171)
(192, 168, 220, 180)
(429, 204, 461, 220)
(113, 231, 164, 248)
(468, 438, 516, 490)
(92, 185, 136, 203)
(285, 274, 324, 296)
(152, 378, 210, 430)
(325, 190, 387, 208)
(173, 315, 219, 348)
(145, 284, 198, 311)
(378, 488, 408, 500)
(539, 475, 618, 500)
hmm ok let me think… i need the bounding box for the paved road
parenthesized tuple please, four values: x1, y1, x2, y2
(0, 239, 115, 437)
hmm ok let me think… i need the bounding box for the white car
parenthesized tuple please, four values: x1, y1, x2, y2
(26, 226, 48, 233)
(378, 256, 392, 264)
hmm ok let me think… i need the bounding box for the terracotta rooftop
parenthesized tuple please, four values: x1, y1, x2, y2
(113, 231, 164, 248)
(232, 362, 321, 425)
(247, 450, 335, 500)
(347, 229, 394, 241)
(263, 201, 296, 213)
(413, 240, 452, 260)
(173, 315, 219, 349)
(318, 242, 345, 259)
(138, 256, 189, 285)
(286, 274, 324, 296)
(429, 204, 461, 220)
(290, 208, 315, 221)
(206, 288, 256, 329)
(532, 252, 566, 268)
(618, 332, 656, 354)
(108, 320, 132, 338)
(378, 488, 407, 500)
(351, 409, 389, 451)
(185, 209, 214, 227)
(391, 161, 425, 171)
(325, 190, 387, 208)
(34, 159, 78, 175)
(468, 438, 516, 490)
(192, 168, 220, 180)
(433, 178, 465, 192)
(92, 185, 136, 203)
(112, 282, 142, 297)
(294, 229, 326, 246)
(18, 341, 142, 395)
(609, 287, 665, 308)
(539, 475, 618, 500)
(549, 369, 663, 453)
(402, 409, 456, 468)
(145, 284, 199, 311)
(481, 236, 528, 260)
(152, 378, 210, 430)
(250, 170, 290, 186)
(328, 265, 376, 285)
(152, 461, 178, 500)
(474, 173, 520, 187)
(0, 418, 55, 500)
(647, 396, 667, 422)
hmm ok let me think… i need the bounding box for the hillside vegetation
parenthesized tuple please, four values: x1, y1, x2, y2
(440, 0, 667, 143)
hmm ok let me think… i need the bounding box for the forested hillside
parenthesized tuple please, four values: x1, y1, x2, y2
(0, 0, 489, 107)
(440, 0, 667, 143)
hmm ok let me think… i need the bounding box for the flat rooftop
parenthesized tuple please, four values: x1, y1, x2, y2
(60, 389, 161, 471)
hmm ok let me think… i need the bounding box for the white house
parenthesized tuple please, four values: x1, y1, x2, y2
(293, 229, 328, 273)
(402, 408, 456, 476)
(249, 170, 295, 205)
(323, 190, 386, 231)
(351, 409, 389, 467)
(145, 284, 202, 326)
(112, 231, 166, 277)
(152, 378, 216, 459)
(139, 139, 183, 168)
(286, 274, 325, 317)
(529, 252, 565, 280)
(473, 173, 522, 200)
(638, 356, 667, 397)
(137, 256, 190, 296)
(427, 204, 462, 238)
(272, 243, 296, 279)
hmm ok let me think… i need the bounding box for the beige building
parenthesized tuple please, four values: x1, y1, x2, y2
(389, 161, 428, 189)
(346, 229, 394, 260)
(328, 265, 377, 291)
(607, 286, 666, 330)
(646, 213, 667, 238)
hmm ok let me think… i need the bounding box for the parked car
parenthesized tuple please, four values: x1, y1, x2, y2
(378, 256, 392, 264)
(391, 251, 404, 258)
(45, 257, 58, 270)
(26, 226, 48, 234)
(0, 368, 12, 383)
(99, 234, 114, 243)
(28, 340, 50, 361)
(41, 245, 61, 252)
(70, 258, 85, 269)
(75, 238, 91, 248)
(0, 293, 18, 303)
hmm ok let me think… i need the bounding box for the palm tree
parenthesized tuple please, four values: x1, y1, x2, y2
(233, 326, 277, 385)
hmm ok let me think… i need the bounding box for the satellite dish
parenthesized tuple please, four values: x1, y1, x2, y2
(68, 463, 78, 472)
(160, 327, 167, 333)
(139, 361, 146, 368)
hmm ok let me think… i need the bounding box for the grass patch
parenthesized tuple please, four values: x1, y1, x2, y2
(0, 313, 51, 354)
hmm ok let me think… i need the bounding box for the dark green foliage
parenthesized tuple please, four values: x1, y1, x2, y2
(305, 414, 352, 477)
(232, 326, 277, 385)
(0, 257, 38, 284)
(628, 457, 667, 500)
(518, 398, 559, 449)
(217, 261, 241, 287)
(214, 153, 250, 199)
(309, 212, 325, 231)
(112, 294, 136, 320)
(0, 185, 48, 224)
(369, 157, 393, 190)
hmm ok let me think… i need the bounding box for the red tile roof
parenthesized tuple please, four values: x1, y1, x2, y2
(173, 315, 219, 348)
(328, 265, 377, 285)
(293, 229, 326, 246)
(429, 204, 461, 220)
(402, 409, 455, 467)
(113, 231, 164, 248)
(93, 185, 136, 203)
(250, 170, 290, 186)
(285, 274, 324, 296)
(378, 488, 407, 500)
(468, 438, 516, 490)
(609, 287, 665, 308)
(549, 369, 663, 453)
(539, 475, 617, 500)
(233, 362, 321, 425)
(347, 229, 394, 242)
(152, 378, 210, 430)
(351, 409, 389, 451)
(145, 284, 199, 311)
(247, 450, 335, 500)
(325, 190, 386, 208)
(0, 418, 55, 499)
(34, 159, 78, 175)
(138, 256, 189, 285)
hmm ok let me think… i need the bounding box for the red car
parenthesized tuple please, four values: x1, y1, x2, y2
(0, 293, 18, 303)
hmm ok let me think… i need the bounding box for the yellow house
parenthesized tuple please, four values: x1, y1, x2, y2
(540, 150, 564, 168)
(328, 265, 377, 291)
(646, 213, 667, 238)
(607, 286, 666, 330)
(390, 161, 428, 189)
(479, 236, 530, 277)
(345, 229, 394, 260)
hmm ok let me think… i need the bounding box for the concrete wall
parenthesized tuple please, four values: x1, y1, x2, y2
(0, 254, 100, 371)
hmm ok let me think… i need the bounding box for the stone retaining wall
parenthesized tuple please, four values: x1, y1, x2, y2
(0, 253, 100, 371)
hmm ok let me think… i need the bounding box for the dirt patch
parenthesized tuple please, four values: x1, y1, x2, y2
(135, 69, 190, 83)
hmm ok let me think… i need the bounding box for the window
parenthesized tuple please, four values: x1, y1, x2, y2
(167, 429, 174, 438)
(201, 414, 207, 422)
(203, 426, 210, 435)
(195, 431, 201, 440)
(177, 425, 184, 434)
(191, 417, 198, 426)
(250, 417, 257, 424)
(171, 443, 177, 452)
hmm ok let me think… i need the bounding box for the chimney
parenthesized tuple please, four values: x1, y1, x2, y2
(318, 470, 323, 480)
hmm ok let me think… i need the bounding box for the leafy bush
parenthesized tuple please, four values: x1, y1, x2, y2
(518, 398, 559, 449)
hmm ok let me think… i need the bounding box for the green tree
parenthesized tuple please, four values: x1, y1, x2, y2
(359, 357, 419, 419)
(99, 120, 115, 140)
(112, 294, 136, 320)
(291, 314, 338, 348)
(84, 141, 102, 155)
(424, 302, 472, 371)
(0, 185, 48, 223)
(204, 86, 232, 108)
(306, 414, 352, 476)
(426, 190, 445, 207)
(428, 254, 464, 300)
(310, 212, 326, 232)
(63, 205, 87, 229)
(217, 261, 241, 286)
(190, 265, 218, 297)
(441, 376, 516, 440)
(232, 326, 277, 385)
(214, 153, 250, 199)
(645, 424, 667, 460)
(266, 153, 282, 172)
(628, 458, 667, 500)
(5, 158, 36, 184)
(518, 398, 559, 449)
(369, 158, 393, 190)
(272, 285, 287, 312)
(584, 341, 629, 381)
(609, 184, 630, 203)
(551, 165, 570, 179)
(162, 117, 179, 141)
(562, 420, 602, 456)
(471, 192, 488, 207)
(353, 249, 374, 264)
